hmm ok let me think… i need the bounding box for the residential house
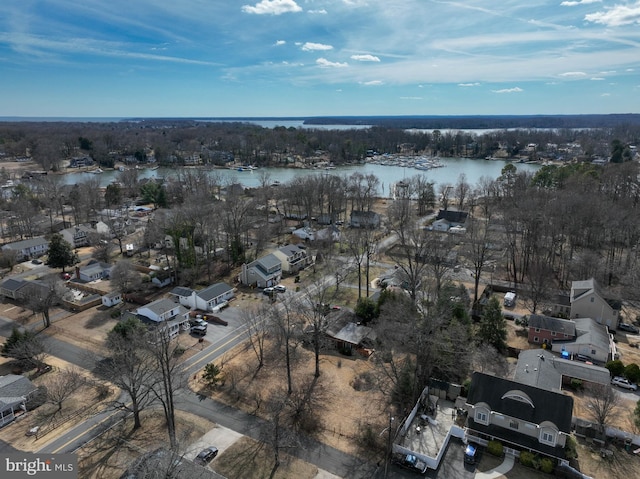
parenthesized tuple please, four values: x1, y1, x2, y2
(68, 156, 94, 168)
(60, 225, 93, 248)
(569, 278, 621, 329)
(101, 291, 122, 308)
(550, 317, 614, 365)
(515, 349, 611, 391)
(169, 283, 234, 312)
(465, 371, 573, 462)
(0, 278, 28, 300)
(238, 253, 282, 288)
(0, 375, 39, 428)
(431, 210, 468, 232)
(292, 227, 315, 241)
(349, 210, 380, 229)
(315, 225, 341, 243)
(77, 260, 112, 282)
(1, 236, 49, 261)
(119, 448, 225, 479)
(135, 297, 190, 339)
(527, 315, 576, 346)
(324, 309, 376, 354)
(272, 244, 311, 274)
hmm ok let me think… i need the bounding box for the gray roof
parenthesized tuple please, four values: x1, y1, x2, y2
(515, 349, 610, 388)
(250, 253, 281, 271)
(1, 237, 48, 250)
(139, 298, 180, 316)
(325, 311, 376, 346)
(528, 315, 576, 336)
(278, 244, 306, 257)
(573, 317, 611, 350)
(0, 278, 27, 292)
(169, 286, 194, 298)
(197, 283, 233, 301)
(0, 375, 38, 398)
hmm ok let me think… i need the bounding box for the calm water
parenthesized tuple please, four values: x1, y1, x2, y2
(62, 158, 540, 195)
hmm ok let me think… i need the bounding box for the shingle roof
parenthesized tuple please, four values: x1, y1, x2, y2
(467, 371, 573, 434)
(197, 283, 232, 301)
(0, 278, 27, 292)
(170, 286, 194, 298)
(0, 375, 37, 398)
(1, 237, 48, 250)
(528, 315, 576, 336)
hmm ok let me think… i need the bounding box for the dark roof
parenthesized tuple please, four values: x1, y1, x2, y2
(467, 372, 573, 458)
(0, 278, 27, 292)
(119, 447, 225, 479)
(325, 310, 376, 346)
(435, 209, 468, 223)
(0, 375, 38, 398)
(528, 315, 576, 336)
(170, 286, 194, 298)
(197, 283, 233, 301)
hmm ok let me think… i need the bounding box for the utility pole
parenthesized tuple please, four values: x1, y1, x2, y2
(384, 413, 395, 479)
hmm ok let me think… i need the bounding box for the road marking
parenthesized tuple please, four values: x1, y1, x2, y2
(3, 306, 17, 312)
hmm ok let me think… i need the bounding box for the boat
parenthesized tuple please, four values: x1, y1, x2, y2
(91, 168, 103, 174)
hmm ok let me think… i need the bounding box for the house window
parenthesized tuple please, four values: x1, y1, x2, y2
(509, 420, 519, 430)
(591, 349, 596, 355)
(534, 337, 539, 343)
(590, 297, 594, 302)
(475, 410, 488, 425)
(551, 331, 556, 336)
(541, 431, 556, 446)
(535, 328, 540, 333)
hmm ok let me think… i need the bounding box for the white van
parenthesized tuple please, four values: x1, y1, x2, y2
(504, 292, 516, 308)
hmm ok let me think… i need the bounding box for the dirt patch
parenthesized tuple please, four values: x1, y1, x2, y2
(192, 340, 388, 459)
(214, 436, 318, 479)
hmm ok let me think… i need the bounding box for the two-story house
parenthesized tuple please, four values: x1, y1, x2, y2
(238, 253, 282, 288)
(135, 297, 190, 339)
(431, 209, 469, 232)
(550, 317, 614, 365)
(1, 237, 49, 261)
(569, 278, 621, 329)
(170, 283, 234, 312)
(272, 244, 311, 274)
(527, 315, 576, 346)
(60, 225, 93, 249)
(465, 371, 573, 462)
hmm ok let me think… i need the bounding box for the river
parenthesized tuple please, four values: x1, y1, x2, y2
(61, 157, 541, 194)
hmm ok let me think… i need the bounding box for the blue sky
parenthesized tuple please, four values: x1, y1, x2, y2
(1, 0, 639, 118)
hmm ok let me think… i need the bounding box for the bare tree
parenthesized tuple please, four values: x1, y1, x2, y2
(25, 277, 66, 328)
(585, 383, 621, 438)
(110, 260, 142, 293)
(43, 367, 85, 415)
(243, 305, 271, 374)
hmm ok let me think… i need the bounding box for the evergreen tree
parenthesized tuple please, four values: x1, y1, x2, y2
(46, 233, 78, 272)
(202, 362, 222, 388)
(477, 296, 507, 353)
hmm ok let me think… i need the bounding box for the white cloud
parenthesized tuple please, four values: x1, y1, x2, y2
(458, 82, 480, 87)
(492, 87, 523, 93)
(585, 2, 640, 26)
(242, 0, 302, 15)
(274, 40, 286, 46)
(559, 71, 587, 77)
(400, 96, 423, 100)
(590, 77, 605, 81)
(350, 54, 380, 62)
(560, 0, 601, 6)
(308, 9, 327, 14)
(601, 93, 611, 96)
(316, 58, 347, 68)
(360, 80, 383, 86)
(302, 42, 333, 51)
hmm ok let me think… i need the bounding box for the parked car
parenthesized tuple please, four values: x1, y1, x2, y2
(464, 443, 478, 465)
(194, 446, 218, 466)
(189, 318, 208, 328)
(618, 323, 640, 334)
(274, 285, 286, 293)
(31, 258, 43, 265)
(61, 272, 71, 280)
(263, 287, 275, 295)
(190, 325, 207, 336)
(574, 354, 594, 364)
(611, 376, 638, 391)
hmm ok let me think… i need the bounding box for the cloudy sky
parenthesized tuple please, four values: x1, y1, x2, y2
(1, 0, 639, 118)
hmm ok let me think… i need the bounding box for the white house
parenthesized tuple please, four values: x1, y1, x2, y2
(169, 283, 234, 312)
(77, 260, 112, 282)
(1, 237, 49, 261)
(101, 291, 122, 308)
(570, 278, 621, 329)
(60, 225, 93, 248)
(135, 297, 190, 339)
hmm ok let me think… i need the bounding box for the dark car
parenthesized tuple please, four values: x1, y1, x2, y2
(464, 443, 477, 465)
(190, 325, 207, 336)
(194, 446, 218, 466)
(619, 323, 640, 334)
(31, 258, 43, 265)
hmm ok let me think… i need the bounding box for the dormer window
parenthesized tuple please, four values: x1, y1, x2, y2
(475, 409, 489, 425)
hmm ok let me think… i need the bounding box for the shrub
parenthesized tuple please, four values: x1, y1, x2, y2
(605, 359, 625, 377)
(519, 451, 535, 467)
(487, 440, 503, 457)
(570, 378, 583, 391)
(564, 435, 578, 460)
(624, 363, 640, 383)
(540, 457, 555, 474)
